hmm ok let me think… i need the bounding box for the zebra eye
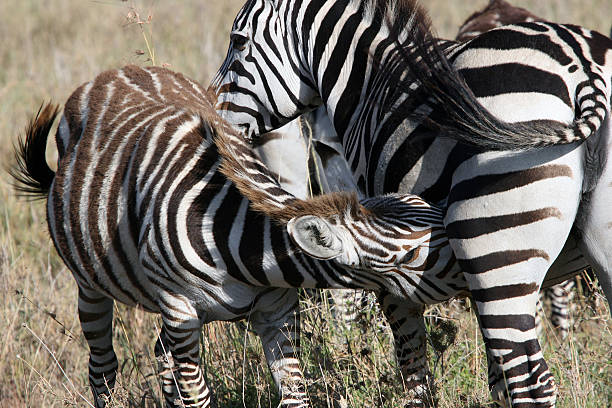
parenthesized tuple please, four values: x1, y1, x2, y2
(399, 249, 417, 264)
(230, 32, 249, 51)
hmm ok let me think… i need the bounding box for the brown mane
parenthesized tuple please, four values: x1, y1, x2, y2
(213, 113, 367, 224)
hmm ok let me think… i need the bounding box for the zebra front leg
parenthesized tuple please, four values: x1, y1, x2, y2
(379, 292, 435, 407)
(154, 326, 180, 407)
(251, 290, 309, 408)
(160, 297, 213, 408)
(78, 286, 118, 408)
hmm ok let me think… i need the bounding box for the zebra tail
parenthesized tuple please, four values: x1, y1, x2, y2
(387, 16, 608, 150)
(10, 102, 60, 200)
(418, 54, 606, 150)
(213, 121, 362, 224)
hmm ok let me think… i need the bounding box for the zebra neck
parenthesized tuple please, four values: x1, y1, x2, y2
(303, 1, 430, 188)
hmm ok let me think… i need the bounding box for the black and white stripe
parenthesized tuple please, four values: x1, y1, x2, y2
(12, 65, 460, 408)
(211, 0, 612, 406)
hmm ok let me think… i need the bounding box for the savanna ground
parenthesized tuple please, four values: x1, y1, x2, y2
(1, 0, 611, 407)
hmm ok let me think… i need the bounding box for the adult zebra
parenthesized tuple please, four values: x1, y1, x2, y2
(257, 0, 582, 336)
(210, 0, 612, 406)
(12, 65, 466, 408)
(456, 0, 542, 42)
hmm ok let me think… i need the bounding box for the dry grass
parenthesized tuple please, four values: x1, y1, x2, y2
(0, 0, 611, 407)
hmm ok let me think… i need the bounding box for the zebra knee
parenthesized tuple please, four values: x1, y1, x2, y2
(479, 314, 558, 406)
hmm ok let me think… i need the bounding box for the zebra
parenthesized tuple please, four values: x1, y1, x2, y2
(259, 0, 581, 336)
(11, 65, 466, 408)
(455, 0, 581, 341)
(456, 0, 542, 42)
(213, 87, 605, 408)
(210, 0, 612, 406)
(254, 107, 359, 200)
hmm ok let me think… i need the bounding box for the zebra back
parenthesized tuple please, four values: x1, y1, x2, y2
(456, 0, 543, 42)
(213, 0, 612, 155)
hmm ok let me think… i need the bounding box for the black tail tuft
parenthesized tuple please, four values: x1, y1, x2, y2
(10, 102, 60, 200)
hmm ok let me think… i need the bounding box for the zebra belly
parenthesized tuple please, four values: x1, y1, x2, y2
(543, 235, 589, 288)
(574, 115, 612, 304)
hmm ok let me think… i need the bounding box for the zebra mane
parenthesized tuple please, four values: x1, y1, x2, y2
(383, 5, 611, 150)
(214, 119, 366, 224)
(371, 0, 433, 39)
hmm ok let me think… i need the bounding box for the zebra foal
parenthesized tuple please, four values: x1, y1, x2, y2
(12, 65, 458, 407)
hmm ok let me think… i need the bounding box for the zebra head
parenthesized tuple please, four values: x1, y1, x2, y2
(211, 0, 436, 143)
(211, 0, 320, 141)
(285, 193, 456, 294)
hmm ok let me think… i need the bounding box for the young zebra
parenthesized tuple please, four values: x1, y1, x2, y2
(12, 65, 461, 408)
(211, 0, 612, 406)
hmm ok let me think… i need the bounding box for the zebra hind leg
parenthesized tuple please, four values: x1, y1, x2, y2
(154, 326, 180, 407)
(160, 297, 213, 408)
(78, 286, 119, 408)
(478, 293, 556, 407)
(250, 291, 309, 408)
(378, 292, 435, 408)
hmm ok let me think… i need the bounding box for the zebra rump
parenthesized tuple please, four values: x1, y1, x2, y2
(383, 9, 611, 150)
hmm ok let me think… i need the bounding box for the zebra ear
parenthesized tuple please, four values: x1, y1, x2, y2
(287, 215, 344, 260)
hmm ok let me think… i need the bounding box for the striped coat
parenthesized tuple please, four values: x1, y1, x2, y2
(12, 65, 459, 408)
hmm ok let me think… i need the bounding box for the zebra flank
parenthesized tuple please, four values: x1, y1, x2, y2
(12, 65, 463, 408)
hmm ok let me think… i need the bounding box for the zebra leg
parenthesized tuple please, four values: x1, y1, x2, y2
(251, 290, 309, 408)
(78, 285, 118, 408)
(472, 286, 555, 407)
(160, 297, 213, 408)
(154, 326, 180, 407)
(329, 289, 368, 324)
(378, 292, 434, 407)
(444, 143, 584, 407)
(546, 280, 575, 340)
(534, 295, 545, 339)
